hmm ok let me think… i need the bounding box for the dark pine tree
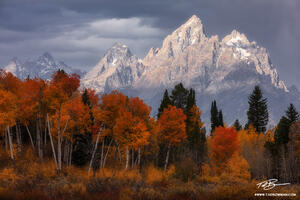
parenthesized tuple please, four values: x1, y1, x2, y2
(274, 104, 299, 145)
(218, 110, 224, 127)
(170, 83, 189, 112)
(81, 89, 91, 105)
(285, 103, 299, 124)
(186, 88, 196, 113)
(233, 119, 242, 131)
(210, 100, 219, 133)
(247, 85, 269, 133)
(157, 89, 172, 118)
(274, 116, 290, 145)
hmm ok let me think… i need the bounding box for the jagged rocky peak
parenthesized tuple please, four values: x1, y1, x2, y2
(82, 42, 145, 93)
(37, 52, 56, 66)
(105, 42, 134, 64)
(157, 15, 207, 59)
(222, 30, 250, 47)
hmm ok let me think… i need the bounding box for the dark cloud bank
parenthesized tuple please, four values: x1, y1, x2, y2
(0, 0, 299, 88)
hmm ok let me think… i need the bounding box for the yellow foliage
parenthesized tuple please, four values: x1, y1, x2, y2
(199, 153, 250, 185)
(144, 165, 165, 184)
(198, 163, 221, 184)
(221, 153, 251, 183)
(167, 164, 175, 177)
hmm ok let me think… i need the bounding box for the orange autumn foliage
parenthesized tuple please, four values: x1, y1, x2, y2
(158, 105, 187, 146)
(47, 71, 80, 111)
(221, 152, 251, 183)
(0, 69, 21, 93)
(0, 89, 17, 129)
(114, 109, 150, 150)
(211, 127, 239, 173)
(99, 91, 128, 137)
(17, 78, 48, 123)
(128, 97, 151, 121)
(65, 96, 92, 136)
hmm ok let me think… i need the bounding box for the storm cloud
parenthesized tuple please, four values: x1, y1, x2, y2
(0, 0, 299, 88)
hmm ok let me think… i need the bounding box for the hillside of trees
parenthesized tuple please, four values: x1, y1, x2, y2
(0, 69, 299, 199)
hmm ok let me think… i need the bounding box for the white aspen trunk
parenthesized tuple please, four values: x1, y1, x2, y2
(7, 126, 14, 161)
(60, 117, 69, 144)
(103, 139, 113, 168)
(164, 144, 171, 171)
(100, 140, 104, 168)
(57, 104, 62, 172)
(47, 114, 58, 170)
(25, 124, 35, 150)
(88, 128, 102, 174)
(125, 147, 129, 170)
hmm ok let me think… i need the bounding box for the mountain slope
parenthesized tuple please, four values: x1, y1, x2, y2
(82, 42, 145, 93)
(3, 52, 85, 80)
(82, 15, 300, 128)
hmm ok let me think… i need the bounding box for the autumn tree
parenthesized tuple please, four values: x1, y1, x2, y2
(47, 70, 80, 173)
(158, 105, 186, 170)
(238, 125, 267, 179)
(211, 127, 238, 173)
(72, 89, 99, 167)
(0, 70, 20, 163)
(0, 89, 17, 163)
(221, 153, 251, 183)
(18, 78, 48, 159)
(114, 109, 150, 169)
(64, 96, 92, 167)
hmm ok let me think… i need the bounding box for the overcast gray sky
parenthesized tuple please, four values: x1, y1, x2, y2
(0, 0, 299, 88)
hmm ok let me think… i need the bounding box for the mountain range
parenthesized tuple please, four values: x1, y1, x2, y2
(3, 15, 300, 129)
(3, 52, 85, 80)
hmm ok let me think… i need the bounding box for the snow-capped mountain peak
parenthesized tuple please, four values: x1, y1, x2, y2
(82, 42, 145, 93)
(104, 42, 135, 65)
(153, 15, 207, 60)
(222, 30, 250, 47)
